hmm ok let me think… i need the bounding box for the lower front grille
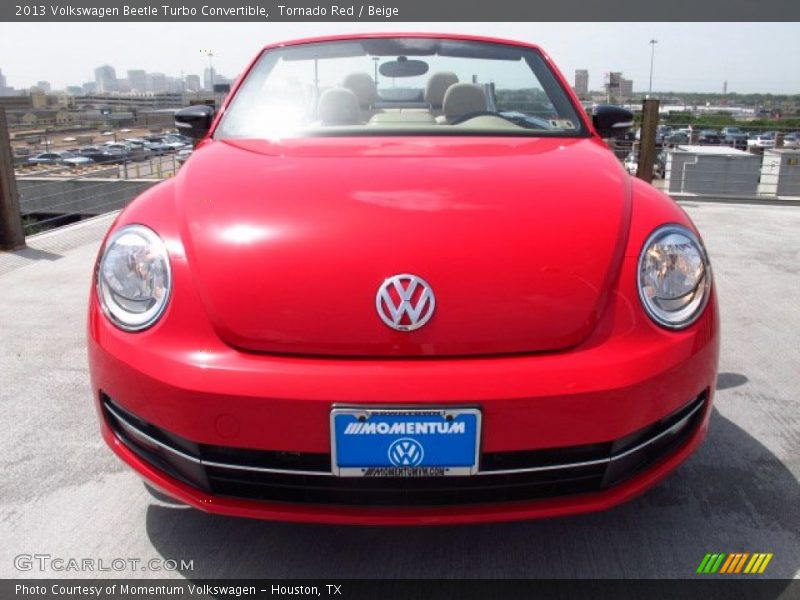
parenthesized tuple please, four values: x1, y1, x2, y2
(102, 391, 707, 508)
(204, 462, 605, 507)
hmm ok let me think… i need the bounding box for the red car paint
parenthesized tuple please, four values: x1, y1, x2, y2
(88, 33, 719, 524)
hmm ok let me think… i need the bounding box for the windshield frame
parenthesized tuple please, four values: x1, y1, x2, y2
(211, 34, 593, 141)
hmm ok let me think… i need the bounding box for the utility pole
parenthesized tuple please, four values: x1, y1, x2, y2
(0, 107, 25, 250)
(636, 98, 660, 184)
(648, 39, 658, 96)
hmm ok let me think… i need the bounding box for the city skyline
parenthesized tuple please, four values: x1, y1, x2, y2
(0, 22, 798, 95)
(1, 62, 228, 96)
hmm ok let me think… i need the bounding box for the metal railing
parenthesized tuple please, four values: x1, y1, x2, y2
(3, 107, 799, 249)
(14, 152, 181, 235)
(613, 119, 800, 200)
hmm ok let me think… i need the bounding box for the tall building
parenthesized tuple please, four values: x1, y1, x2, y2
(0, 69, 9, 94)
(165, 76, 183, 93)
(30, 88, 48, 109)
(203, 66, 216, 91)
(94, 65, 118, 93)
(127, 69, 147, 92)
(146, 72, 167, 93)
(82, 81, 97, 94)
(184, 74, 201, 92)
(574, 69, 589, 98)
(35, 80, 51, 93)
(619, 77, 633, 100)
(605, 72, 633, 102)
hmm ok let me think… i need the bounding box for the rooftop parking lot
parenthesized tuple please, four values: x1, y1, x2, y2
(0, 201, 797, 580)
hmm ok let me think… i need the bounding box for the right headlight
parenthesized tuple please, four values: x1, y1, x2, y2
(637, 224, 711, 329)
(96, 224, 172, 331)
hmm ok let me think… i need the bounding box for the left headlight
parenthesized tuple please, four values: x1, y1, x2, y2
(637, 224, 711, 329)
(96, 224, 171, 331)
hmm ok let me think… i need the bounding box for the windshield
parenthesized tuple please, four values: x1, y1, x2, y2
(215, 38, 587, 140)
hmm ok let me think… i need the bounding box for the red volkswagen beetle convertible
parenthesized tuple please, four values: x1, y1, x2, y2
(88, 34, 719, 525)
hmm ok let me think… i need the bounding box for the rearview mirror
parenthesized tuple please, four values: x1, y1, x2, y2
(379, 57, 429, 78)
(592, 105, 634, 139)
(174, 105, 215, 140)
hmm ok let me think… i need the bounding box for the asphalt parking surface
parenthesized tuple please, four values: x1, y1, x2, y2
(0, 201, 798, 580)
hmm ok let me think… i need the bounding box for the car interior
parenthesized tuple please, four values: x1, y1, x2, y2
(214, 39, 587, 138)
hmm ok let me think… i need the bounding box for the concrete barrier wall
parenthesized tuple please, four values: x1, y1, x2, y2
(17, 177, 159, 216)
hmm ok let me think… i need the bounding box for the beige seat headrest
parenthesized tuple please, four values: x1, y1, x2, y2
(317, 88, 361, 125)
(342, 73, 378, 109)
(425, 72, 459, 108)
(442, 83, 487, 121)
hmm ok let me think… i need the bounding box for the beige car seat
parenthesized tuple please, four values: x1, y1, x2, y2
(317, 88, 361, 125)
(342, 73, 380, 119)
(425, 72, 459, 116)
(439, 83, 487, 124)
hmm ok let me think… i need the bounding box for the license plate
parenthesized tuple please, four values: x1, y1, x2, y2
(330, 407, 481, 477)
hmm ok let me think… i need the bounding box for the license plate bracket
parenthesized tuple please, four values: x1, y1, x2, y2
(330, 407, 481, 477)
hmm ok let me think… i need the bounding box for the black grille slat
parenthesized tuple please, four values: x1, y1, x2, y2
(481, 442, 611, 472)
(200, 446, 330, 473)
(205, 468, 605, 507)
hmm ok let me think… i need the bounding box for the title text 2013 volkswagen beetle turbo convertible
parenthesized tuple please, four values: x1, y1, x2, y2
(88, 34, 719, 525)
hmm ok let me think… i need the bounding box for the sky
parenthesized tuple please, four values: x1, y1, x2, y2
(0, 22, 798, 94)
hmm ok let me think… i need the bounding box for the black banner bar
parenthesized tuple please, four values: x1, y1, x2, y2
(2, 0, 800, 22)
(3, 579, 799, 600)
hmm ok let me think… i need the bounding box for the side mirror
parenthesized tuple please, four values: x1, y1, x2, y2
(592, 105, 634, 139)
(175, 105, 215, 140)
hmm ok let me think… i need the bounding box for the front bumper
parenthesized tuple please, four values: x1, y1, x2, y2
(101, 390, 709, 525)
(88, 269, 719, 524)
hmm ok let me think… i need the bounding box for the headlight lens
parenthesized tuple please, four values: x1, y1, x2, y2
(96, 225, 171, 331)
(637, 224, 711, 329)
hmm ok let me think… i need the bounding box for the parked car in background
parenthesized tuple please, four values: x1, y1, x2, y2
(125, 138, 171, 156)
(655, 125, 672, 144)
(720, 127, 748, 150)
(623, 150, 665, 178)
(27, 151, 94, 168)
(58, 151, 95, 167)
(162, 134, 192, 151)
(654, 150, 667, 178)
(697, 130, 722, 145)
(77, 146, 118, 164)
(106, 142, 152, 162)
(176, 148, 193, 164)
(623, 151, 638, 174)
(664, 130, 689, 146)
(748, 131, 777, 149)
(27, 152, 65, 166)
(143, 135, 187, 152)
(782, 132, 800, 149)
(102, 142, 133, 161)
(641, 124, 672, 143)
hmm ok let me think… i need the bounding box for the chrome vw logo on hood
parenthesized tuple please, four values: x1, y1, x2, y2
(376, 274, 436, 331)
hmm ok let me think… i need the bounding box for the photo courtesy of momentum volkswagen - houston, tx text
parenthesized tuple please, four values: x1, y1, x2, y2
(87, 33, 719, 525)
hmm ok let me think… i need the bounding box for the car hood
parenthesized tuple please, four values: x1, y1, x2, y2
(175, 136, 630, 357)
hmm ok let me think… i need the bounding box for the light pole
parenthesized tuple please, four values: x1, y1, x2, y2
(648, 39, 658, 97)
(372, 57, 380, 86)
